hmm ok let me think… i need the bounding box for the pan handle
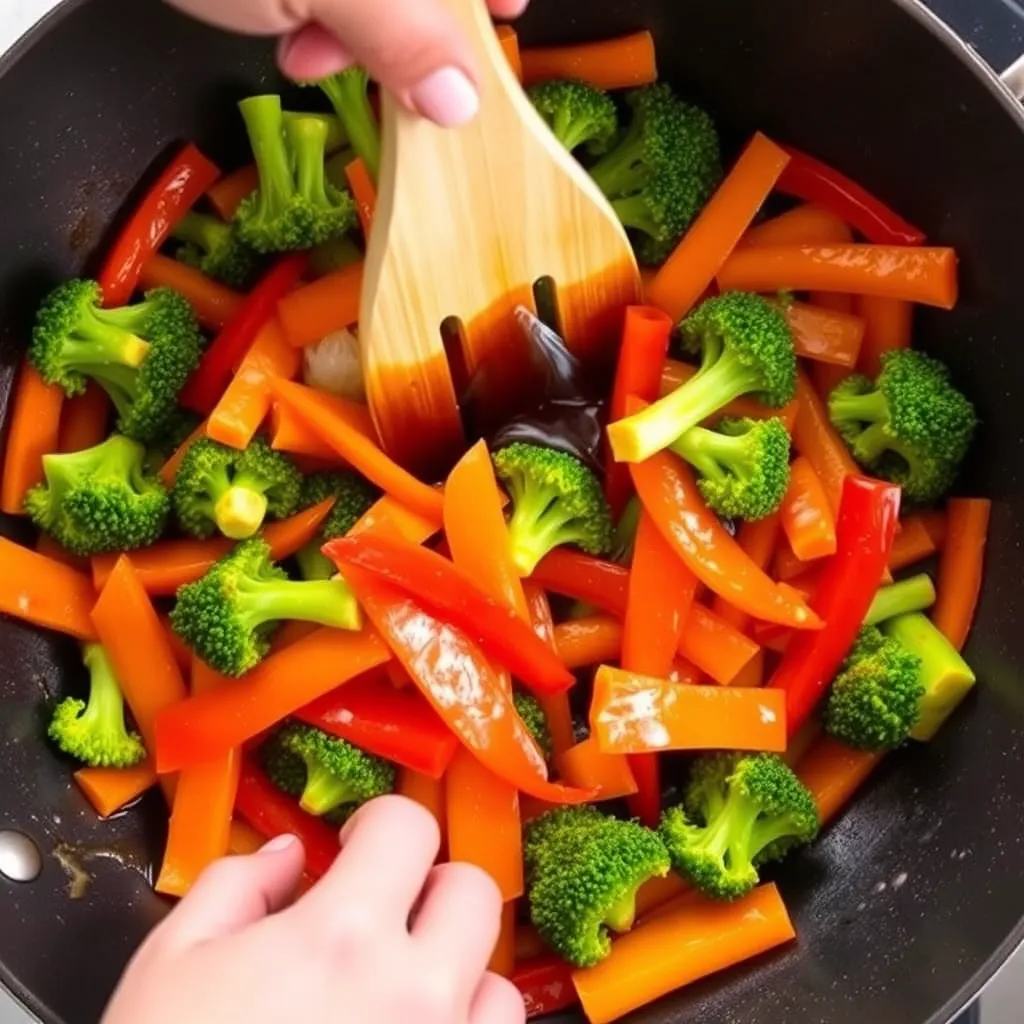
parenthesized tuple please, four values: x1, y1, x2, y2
(1001, 55, 1024, 100)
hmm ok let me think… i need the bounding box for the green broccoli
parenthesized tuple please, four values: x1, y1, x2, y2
(828, 349, 977, 504)
(315, 68, 381, 182)
(171, 537, 361, 677)
(171, 211, 259, 289)
(671, 416, 791, 521)
(295, 471, 379, 580)
(524, 806, 670, 967)
(261, 722, 395, 817)
(25, 435, 169, 556)
(514, 690, 552, 763)
(589, 84, 721, 266)
(172, 436, 302, 540)
(823, 625, 925, 751)
(863, 573, 936, 627)
(282, 110, 347, 152)
(143, 407, 203, 474)
(29, 279, 202, 443)
(492, 442, 614, 576)
(234, 96, 357, 253)
(527, 79, 618, 154)
(48, 643, 145, 768)
(607, 292, 797, 464)
(660, 753, 819, 901)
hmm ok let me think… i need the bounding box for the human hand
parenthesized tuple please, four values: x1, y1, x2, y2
(165, 0, 530, 127)
(103, 796, 523, 1024)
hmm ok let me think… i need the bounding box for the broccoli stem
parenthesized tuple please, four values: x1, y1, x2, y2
(603, 893, 639, 934)
(320, 71, 381, 182)
(611, 194, 661, 237)
(295, 541, 336, 582)
(285, 117, 333, 207)
(671, 426, 749, 484)
(237, 576, 361, 632)
(172, 211, 231, 254)
(239, 95, 294, 216)
(864, 574, 936, 626)
(61, 306, 150, 372)
(214, 487, 269, 540)
(506, 482, 585, 576)
(299, 759, 357, 816)
(589, 120, 643, 198)
(80, 644, 132, 750)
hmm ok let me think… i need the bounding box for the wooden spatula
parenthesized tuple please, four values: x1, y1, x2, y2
(359, 0, 641, 476)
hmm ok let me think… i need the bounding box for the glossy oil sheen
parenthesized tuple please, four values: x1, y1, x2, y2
(1, 1, 1024, 1023)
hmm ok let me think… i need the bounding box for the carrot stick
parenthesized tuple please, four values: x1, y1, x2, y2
(646, 133, 791, 322)
(572, 883, 795, 1024)
(490, 903, 517, 978)
(35, 533, 89, 573)
(740, 203, 852, 248)
(91, 498, 334, 596)
(520, 30, 656, 90)
(855, 295, 913, 378)
(495, 24, 522, 80)
(888, 514, 937, 572)
(158, 418, 207, 487)
(710, 514, 780, 633)
(161, 613, 193, 675)
(58, 384, 109, 452)
(207, 163, 258, 221)
(559, 736, 638, 802)
(75, 762, 157, 818)
(0, 537, 97, 639)
(933, 498, 991, 651)
(398, 767, 447, 844)
(784, 301, 865, 368)
(277, 262, 364, 349)
(345, 158, 376, 238)
(634, 872, 691, 921)
(271, 378, 444, 524)
(138, 253, 245, 332)
(797, 734, 883, 825)
(717, 245, 959, 309)
(917, 509, 948, 549)
(268, 400, 341, 461)
(554, 616, 623, 669)
(206, 318, 301, 450)
(780, 456, 837, 562)
(1, 362, 64, 514)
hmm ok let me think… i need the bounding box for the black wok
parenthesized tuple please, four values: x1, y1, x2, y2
(1, 0, 1023, 1021)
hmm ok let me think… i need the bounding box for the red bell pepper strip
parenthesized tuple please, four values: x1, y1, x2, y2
(234, 761, 339, 879)
(323, 533, 574, 695)
(514, 956, 578, 1019)
(98, 143, 221, 306)
(776, 145, 926, 248)
(180, 253, 309, 414)
(342, 565, 595, 805)
(295, 672, 459, 779)
(768, 475, 901, 737)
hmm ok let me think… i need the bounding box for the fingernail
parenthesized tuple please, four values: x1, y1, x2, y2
(410, 67, 479, 127)
(260, 834, 297, 855)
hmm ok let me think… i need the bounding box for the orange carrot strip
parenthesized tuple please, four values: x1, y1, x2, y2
(647, 133, 791, 321)
(269, 400, 343, 461)
(741, 203, 852, 248)
(277, 262, 364, 349)
(780, 456, 837, 562)
(524, 584, 576, 768)
(888, 514, 937, 572)
(490, 903, 517, 978)
(495, 24, 522, 80)
(559, 736, 638, 801)
(58, 384, 109, 452)
(855, 295, 913, 378)
(271, 378, 444, 524)
(718, 245, 959, 309)
(520, 31, 656, 90)
(917, 509, 948, 549)
(0, 537, 97, 639)
(138, 253, 245, 332)
(797, 734, 883, 825)
(710, 514, 780, 633)
(784, 301, 865, 368)
(161, 613, 192, 675)
(635, 888, 709, 926)
(345, 158, 376, 238)
(933, 498, 991, 651)
(572, 884, 795, 1024)
(351, 493, 440, 545)
(75, 762, 157, 817)
(158, 418, 207, 487)
(207, 163, 258, 221)
(634, 872, 691, 921)
(1, 362, 63, 514)
(554, 616, 623, 669)
(398, 767, 447, 843)
(35, 533, 89, 572)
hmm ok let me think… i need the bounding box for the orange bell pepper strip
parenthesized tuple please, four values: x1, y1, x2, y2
(0, 361, 63, 514)
(554, 616, 623, 670)
(207, 163, 259, 221)
(572, 883, 795, 1024)
(591, 665, 786, 755)
(495, 24, 522, 80)
(271, 378, 444, 524)
(717, 244, 958, 309)
(520, 30, 656, 89)
(276, 261, 364, 349)
(740, 203, 852, 248)
(856, 295, 913, 377)
(138, 253, 245, 332)
(269, 400, 351, 462)
(784, 301, 865, 368)
(0, 537, 97, 640)
(710, 513, 780, 633)
(91, 498, 334, 596)
(350, 493, 440, 545)
(933, 498, 991, 651)
(630, 450, 821, 630)
(75, 762, 157, 818)
(780, 456, 837, 562)
(35, 533, 89, 572)
(646, 133, 791, 321)
(155, 626, 390, 773)
(345, 158, 376, 238)
(797, 734, 883, 826)
(398, 767, 447, 844)
(773, 536, 817, 583)
(559, 736, 638, 802)
(515, 956, 578, 1019)
(887, 513, 937, 572)
(58, 384, 109, 453)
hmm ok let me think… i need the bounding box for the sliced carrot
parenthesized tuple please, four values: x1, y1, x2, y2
(520, 30, 656, 90)
(888, 514, 937, 572)
(780, 456, 837, 562)
(58, 384, 109, 453)
(345, 158, 376, 238)
(161, 613, 192, 675)
(647, 133, 791, 322)
(495, 24, 522, 80)
(554, 616, 622, 670)
(490, 903, 517, 978)
(91, 498, 334, 596)
(271, 378, 444, 524)
(1, 361, 64, 514)
(559, 736, 638, 802)
(277, 262, 364, 349)
(740, 203, 852, 248)
(797, 734, 883, 825)
(269, 399, 343, 461)
(138, 253, 245, 332)
(717, 244, 959, 309)
(572, 883, 795, 1024)
(158, 417, 207, 488)
(917, 509, 948, 549)
(35, 533, 89, 573)
(710, 514, 780, 633)
(784, 301, 864, 368)
(855, 295, 913, 378)
(75, 762, 157, 818)
(933, 498, 991, 651)
(398, 767, 447, 844)
(0, 537, 97, 640)
(207, 163, 258, 221)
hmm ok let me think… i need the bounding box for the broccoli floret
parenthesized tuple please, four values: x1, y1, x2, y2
(171, 537, 361, 676)
(671, 416, 791, 521)
(143, 407, 203, 474)
(589, 84, 721, 267)
(823, 625, 925, 751)
(29, 280, 201, 443)
(261, 722, 395, 816)
(295, 471, 379, 580)
(828, 350, 977, 504)
(315, 68, 381, 183)
(235, 96, 357, 253)
(25, 435, 169, 556)
(528, 79, 618, 154)
(48, 643, 145, 768)
(172, 436, 302, 540)
(514, 690, 552, 763)
(660, 753, 818, 901)
(863, 573, 936, 627)
(492, 442, 613, 576)
(524, 806, 670, 967)
(607, 292, 797, 464)
(171, 211, 260, 289)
